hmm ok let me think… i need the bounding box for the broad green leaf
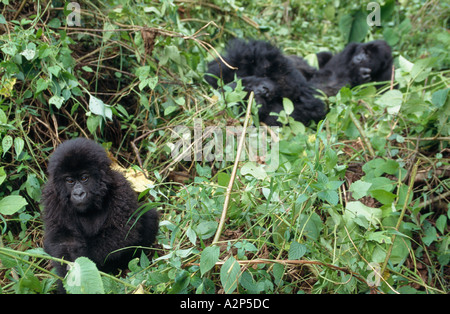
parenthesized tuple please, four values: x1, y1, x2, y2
(0, 109, 6, 124)
(339, 10, 368, 43)
(375, 89, 403, 115)
(349, 180, 372, 199)
(14, 137, 24, 157)
(49, 95, 64, 109)
(241, 162, 267, 180)
(186, 226, 197, 245)
(283, 98, 294, 115)
(65, 257, 104, 294)
(89, 95, 112, 120)
(200, 245, 220, 276)
(318, 189, 339, 205)
(86, 114, 102, 135)
(169, 270, 190, 294)
(436, 215, 447, 234)
(47, 65, 61, 77)
(345, 201, 382, 228)
(366, 231, 392, 244)
(164, 105, 179, 116)
(398, 55, 414, 72)
(20, 44, 36, 61)
(220, 256, 241, 294)
(288, 241, 306, 260)
(432, 88, 449, 108)
(195, 221, 217, 240)
(2, 135, 13, 156)
(0, 195, 28, 215)
(36, 78, 49, 93)
(370, 189, 396, 205)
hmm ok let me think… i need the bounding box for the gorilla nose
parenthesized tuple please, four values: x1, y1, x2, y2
(72, 189, 87, 203)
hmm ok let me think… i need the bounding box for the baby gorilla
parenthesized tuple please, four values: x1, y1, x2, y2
(205, 39, 326, 126)
(42, 138, 158, 292)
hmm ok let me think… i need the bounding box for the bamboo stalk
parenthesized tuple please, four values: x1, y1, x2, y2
(212, 92, 254, 245)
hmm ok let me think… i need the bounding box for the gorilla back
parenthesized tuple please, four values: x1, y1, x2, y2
(42, 138, 159, 289)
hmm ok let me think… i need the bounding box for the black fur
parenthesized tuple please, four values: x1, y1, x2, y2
(42, 138, 158, 292)
(296, 40, 394, 96)
(206, 39, 327, 126)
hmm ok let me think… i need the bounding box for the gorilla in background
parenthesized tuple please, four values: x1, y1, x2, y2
(206, 39, 393, 125)
(205, 39, 327, 126)
(42, 138, 159, 292)
(295, 40, 394, 96)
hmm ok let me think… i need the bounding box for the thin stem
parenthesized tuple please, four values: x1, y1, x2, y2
(212, 92, 254, 245)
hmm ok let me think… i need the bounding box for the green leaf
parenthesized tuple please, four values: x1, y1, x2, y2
(318, 189, 339, 205)
(366, 231, 392, 244)
(399, 55, 414, 72)
(241, 162, 267, 180)
(2, 135, 13, 156)
(186, 226, 197, 245)
(282, 98, 294, 115)
(200, 245, 220, 276)
(89, 95, 112, 120)
(436, 215, 447, 234)
(86, 115, 102, 135)
(349, 180, 372, 199)
(0, 195, 28, 215)
(14, 137, 24, 157)
(432, 88, 449, 108)
(220, 256, 241, 294)
(0, 167, 6, 186)
(36, 78, 50, 93)
(164, 105, 179, 116)
(20, 45, 36, 61)
(345, 201, 382, 228)
(375, 90, 403, 115)
(288, 241, 306, 260)
(169, 269, 190, 294)
(339, 10, 368, 43)
(49, 95, 64, 109)
(370, 189, 396, 205)
(47, 65, 62, 77)
(65, 257, 104, 294)
(195, 221, 218, 240)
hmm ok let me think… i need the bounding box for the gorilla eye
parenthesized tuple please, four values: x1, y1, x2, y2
(80, 175, 89, 183)
(65, 177, 75, 184)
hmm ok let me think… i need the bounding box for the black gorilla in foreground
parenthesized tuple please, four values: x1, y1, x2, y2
(205, 39, 327, 126)
(42, 138, 159, 292)
(206, 39, 393, 125)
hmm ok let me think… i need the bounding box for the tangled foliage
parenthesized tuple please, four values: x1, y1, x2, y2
(0, 0, 449, 294)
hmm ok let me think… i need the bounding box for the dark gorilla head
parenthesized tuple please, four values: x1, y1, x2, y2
(350, 40, 393, 82)
(47, 138, 112, 213)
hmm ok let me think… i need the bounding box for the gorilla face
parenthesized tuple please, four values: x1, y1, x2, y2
(64, 173, 95, 211)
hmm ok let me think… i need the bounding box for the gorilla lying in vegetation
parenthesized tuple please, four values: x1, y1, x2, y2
(304, 40, 394, 96)
(42, 138, 159, 292)
(205, 39, 327, 126)
(206, 39, 393, 125)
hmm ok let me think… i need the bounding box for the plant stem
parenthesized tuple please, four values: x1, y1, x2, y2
(349, 111, 376, 157)
(212, 92, 254, 245)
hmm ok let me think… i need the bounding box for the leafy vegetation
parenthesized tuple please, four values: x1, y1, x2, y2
(0, 0, 449, 294)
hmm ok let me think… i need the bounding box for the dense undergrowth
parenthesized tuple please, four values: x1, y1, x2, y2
(0, 0, 448, 294)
